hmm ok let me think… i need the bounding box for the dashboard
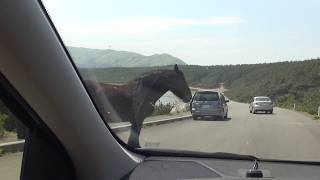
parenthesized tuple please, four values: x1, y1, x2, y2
(128, 156, 320, 180)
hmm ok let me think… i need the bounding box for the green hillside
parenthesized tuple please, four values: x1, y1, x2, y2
(68, 46, 187, 68)
(79, 58, 320, 115)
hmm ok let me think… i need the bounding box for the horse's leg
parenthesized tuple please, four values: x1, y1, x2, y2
(129, 99, 152, 148)
(128, 120, 142, 148)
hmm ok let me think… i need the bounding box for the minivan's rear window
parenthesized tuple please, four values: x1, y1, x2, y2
(255, 97, 271, 101)
(194, 92, 219, 101)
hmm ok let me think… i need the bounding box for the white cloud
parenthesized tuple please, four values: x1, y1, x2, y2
(60, 17, 243, 35)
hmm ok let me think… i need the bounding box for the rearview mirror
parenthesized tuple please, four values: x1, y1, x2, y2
(225, 99, 230, 103)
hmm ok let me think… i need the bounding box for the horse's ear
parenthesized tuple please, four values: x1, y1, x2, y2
(174, 64, 179, 72)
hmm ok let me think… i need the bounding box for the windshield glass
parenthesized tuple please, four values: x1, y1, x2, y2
(42, 0, 320, 162)
(194, 92, 219, 101)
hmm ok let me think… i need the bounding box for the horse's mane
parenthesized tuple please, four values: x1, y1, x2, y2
(131, 69, 175, 84)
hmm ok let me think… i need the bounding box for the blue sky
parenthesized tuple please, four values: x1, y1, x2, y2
(43, 0, 320, 65)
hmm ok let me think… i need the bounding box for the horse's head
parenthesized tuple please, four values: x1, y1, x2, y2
(166, 65, 192, 102)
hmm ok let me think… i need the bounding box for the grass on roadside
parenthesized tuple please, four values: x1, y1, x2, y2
(0, 113, 8, 137)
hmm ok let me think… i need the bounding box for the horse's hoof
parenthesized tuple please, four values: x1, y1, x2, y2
(127, 142, 141, 148)
(132, 144, 141, 148)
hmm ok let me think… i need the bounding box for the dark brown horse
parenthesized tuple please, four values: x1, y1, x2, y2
(84, 65, 192, 148)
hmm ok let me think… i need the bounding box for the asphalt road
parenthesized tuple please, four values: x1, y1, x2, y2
(2, 101, 320, 179)
(0, 152, 22, 180)
(118, 101, 320, 161)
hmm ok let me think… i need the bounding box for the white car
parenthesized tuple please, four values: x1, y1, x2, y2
(249, 96, 273, 114)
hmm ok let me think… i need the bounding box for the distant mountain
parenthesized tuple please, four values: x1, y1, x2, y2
(67, 46, 187, 68)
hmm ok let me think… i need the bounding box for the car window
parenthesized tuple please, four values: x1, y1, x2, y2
(194, 92, 219, 101)
(0, 99, 27, 180)
(255, 97, 271, 101)
(42, 0, 320, 162)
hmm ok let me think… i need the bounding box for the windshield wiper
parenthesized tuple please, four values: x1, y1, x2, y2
(204, 152, 259, 161)
(139, 148, 259, 161)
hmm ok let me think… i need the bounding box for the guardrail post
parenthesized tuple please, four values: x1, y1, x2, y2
(318, 106, 320, 117)
(293, 103, 296, 111)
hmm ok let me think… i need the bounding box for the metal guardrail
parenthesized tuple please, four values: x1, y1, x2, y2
(0, 115, 191, 153)
(0, 140, 25, 154)
(110, 114, 191, 132)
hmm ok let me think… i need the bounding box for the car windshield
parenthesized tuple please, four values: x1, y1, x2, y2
(42, 0, 320, 162)
(194, 92, 219, 101)
(255, 97, 271, 101)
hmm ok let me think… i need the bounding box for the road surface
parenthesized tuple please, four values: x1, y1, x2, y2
(117, 101, 320, 161)
(2, 101, 320, 179)
(0, 152, 22, 180)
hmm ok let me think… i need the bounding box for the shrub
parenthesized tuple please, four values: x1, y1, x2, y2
(16, 121, 27, 139)
(0, 113, 8, 137)
(152, 102, 174, 116)
(4, 114, 16, 132)
(0, 102, 27, 139)
(184, 103, 190, 112)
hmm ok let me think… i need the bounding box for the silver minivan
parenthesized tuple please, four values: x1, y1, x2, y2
(190, 90, 229, 120)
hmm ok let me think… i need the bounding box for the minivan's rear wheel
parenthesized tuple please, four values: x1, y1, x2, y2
(192, 115, 198, 120)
